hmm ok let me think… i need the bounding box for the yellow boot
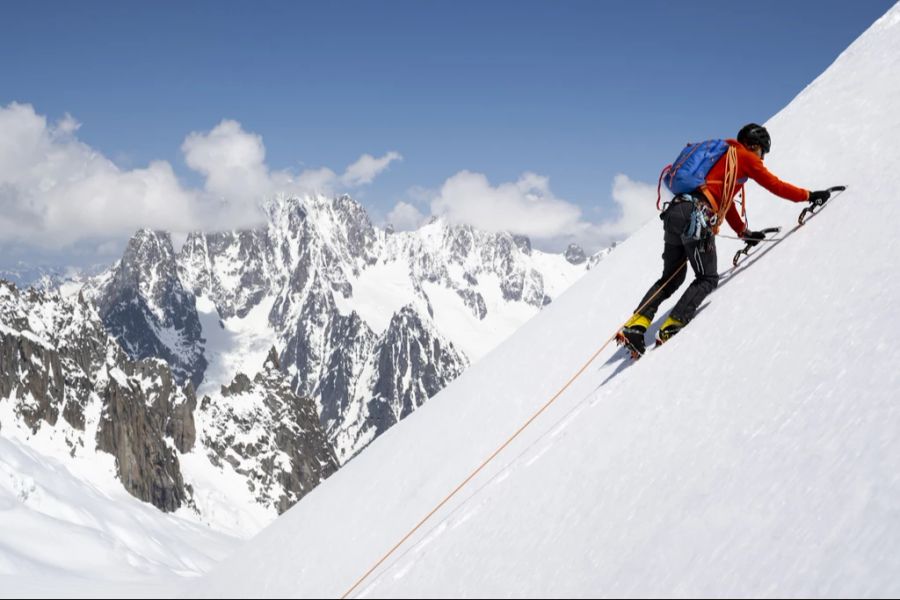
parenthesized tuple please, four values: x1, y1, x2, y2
(617, 313, 651, 357)
(656, 316, 685, 345)
(623, 313, 651, 331)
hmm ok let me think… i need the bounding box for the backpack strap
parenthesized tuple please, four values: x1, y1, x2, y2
(657, 141, 708, 211)
(656, 164, 672, 211)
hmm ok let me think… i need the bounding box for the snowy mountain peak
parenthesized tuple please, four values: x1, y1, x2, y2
(0, 279, 196, 513)
(194, 349, 338, 517)
(97, 229, 208, 387)
(564, 243, 586, 265)
(263, 344, 280, 371)
(115, 229, 179, 313)
(135, 192, 595, 461)
(513, 234, 532, 255)
(11, 188, 598, 542)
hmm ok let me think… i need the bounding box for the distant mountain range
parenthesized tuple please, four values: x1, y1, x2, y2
(1, 193, 606, 533)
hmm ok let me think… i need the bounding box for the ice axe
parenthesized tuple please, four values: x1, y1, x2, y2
(798, 185, 848, 225)
(731, 227, 782, 267)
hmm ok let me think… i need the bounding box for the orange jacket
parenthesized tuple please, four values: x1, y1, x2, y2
(704, 139, 809, 235)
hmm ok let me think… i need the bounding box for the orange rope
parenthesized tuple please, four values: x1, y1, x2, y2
(713, 146, 739, 234)
(340, 261, 689, 599)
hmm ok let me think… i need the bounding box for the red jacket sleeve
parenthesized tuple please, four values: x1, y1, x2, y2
(743, 151, 810, 203)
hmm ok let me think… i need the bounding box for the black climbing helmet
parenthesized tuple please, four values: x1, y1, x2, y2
(737, 123, 771, 155)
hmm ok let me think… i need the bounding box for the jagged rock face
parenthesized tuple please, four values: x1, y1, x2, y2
(89, 194, 600, 465)
(513, 235, 533, 255)
(96, 360, 191, 512)
(587, 246, 614, 270)
(366, 306, 467, 437)
(2, 335, 66, 432)
(1, 277, 341, 523)
(565, 244, 587, 265)
(168, 387, 198, 453)
(315, 311, 375, 426)
(198, 348, 338, 514)
(0, 332, 64, 431)
(95, 229, 207, 388)
(0, 284, 109, 436)
(2, 193, 611, 530)
(257, 203, 472, 462)
(178, 229, 276, 320)
(456, 288, 488, 320)
(330, 305, 468, 462)
(393, 222, 549, 309)
(275, 272, 383, 460)
(330, 194, 380, 265)
(0, 280, 195, 513)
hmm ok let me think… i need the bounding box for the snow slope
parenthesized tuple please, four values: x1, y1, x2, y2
(0, 436, 236, 598)
(189, 5, 900, 598)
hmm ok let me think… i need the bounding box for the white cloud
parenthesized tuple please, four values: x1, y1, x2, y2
(404, 184, 438, 206)
(289, 166, 338, 194)
(181, 119, 271, 230)
(182, 119, 271, 204)
(95, 240, 124, 256)
(400, 170, 659, 253)
(386, 201, 426, 231)
(430, 170, 591, 242)
(597, 174, 662, 241)
(0, 102, 196, 246)
(278, 151, 401, 196)
(341, 151, 402, 187)
(1, 102, 658, 259)
(0, 104, 402, 249)
(54, 113, 81, 136)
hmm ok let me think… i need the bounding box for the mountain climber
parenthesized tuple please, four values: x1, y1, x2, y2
(618, 123, 833, 356)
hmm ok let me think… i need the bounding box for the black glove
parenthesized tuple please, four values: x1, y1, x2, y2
(740, 229, 766, 247)
(808, 189, 832, 207)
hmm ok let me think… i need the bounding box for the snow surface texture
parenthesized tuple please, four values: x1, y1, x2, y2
(0, 436, 236, 598)
(189, 6, 900, 598)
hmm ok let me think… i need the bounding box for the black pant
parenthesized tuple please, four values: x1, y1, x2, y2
(635, 201, 718, 324)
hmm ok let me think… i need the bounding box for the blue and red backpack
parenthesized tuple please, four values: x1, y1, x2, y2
(656, 139, 729, 210)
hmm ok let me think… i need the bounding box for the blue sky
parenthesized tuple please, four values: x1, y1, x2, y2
(0, 0, 894, 266)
